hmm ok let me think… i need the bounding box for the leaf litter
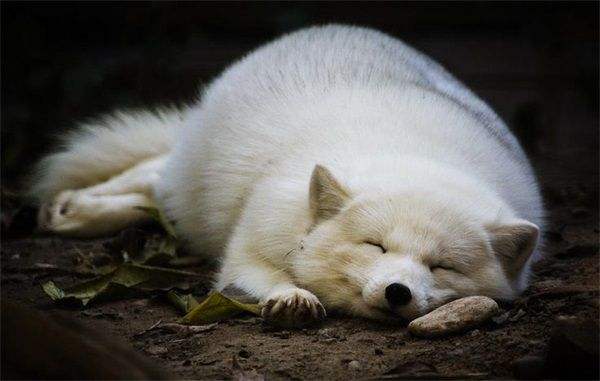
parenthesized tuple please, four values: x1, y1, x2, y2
(42, 205, 261, 326)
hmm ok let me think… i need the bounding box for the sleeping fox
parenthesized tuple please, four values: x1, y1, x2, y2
(31, 25, 544, 326)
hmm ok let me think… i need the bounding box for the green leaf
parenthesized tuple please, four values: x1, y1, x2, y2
(42, 281, 65, 300)
(166, 290, 200, 314)
(42, 263, 197, 307)
(134, 206, 177, 238)
(178, 291, 261, 325)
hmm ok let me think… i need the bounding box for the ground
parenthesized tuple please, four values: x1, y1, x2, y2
(1, 154, 598, 379)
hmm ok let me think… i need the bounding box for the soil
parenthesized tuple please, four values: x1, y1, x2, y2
(1, 156, 598, 380)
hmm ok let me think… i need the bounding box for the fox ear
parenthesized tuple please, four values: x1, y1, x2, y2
(487, 219, 540, 278)
(309, 165, 350, 224)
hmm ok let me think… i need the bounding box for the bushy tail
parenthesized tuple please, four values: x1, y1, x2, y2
(29, 107, 188, 204)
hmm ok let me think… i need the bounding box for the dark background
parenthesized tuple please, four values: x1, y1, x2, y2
(2, 2, 599, 197)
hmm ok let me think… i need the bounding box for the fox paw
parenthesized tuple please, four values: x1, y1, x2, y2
(261, 288, 326, 328)
(38, 190, 99, 236)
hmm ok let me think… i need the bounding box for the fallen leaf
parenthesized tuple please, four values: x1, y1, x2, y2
(178, 291, 261, 325)
(42, 263, 197, 306)
(167, 290, 200, 314)
(104, 228, 178, 268)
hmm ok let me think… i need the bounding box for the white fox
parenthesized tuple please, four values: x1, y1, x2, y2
(32, 25, 544, 326)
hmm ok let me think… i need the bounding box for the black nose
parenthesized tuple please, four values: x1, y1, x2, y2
(385, 283, 412, 307)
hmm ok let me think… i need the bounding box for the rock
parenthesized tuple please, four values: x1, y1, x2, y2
(408, 296, 499, 338)
(348, 360, 361, 371)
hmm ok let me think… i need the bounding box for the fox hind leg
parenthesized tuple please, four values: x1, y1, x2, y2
(38, 155, 167, 237)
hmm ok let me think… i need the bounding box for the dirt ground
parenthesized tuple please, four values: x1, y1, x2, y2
(1, 151, 598, 380)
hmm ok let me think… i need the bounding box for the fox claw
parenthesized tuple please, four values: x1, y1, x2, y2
(261, 288, 326, 328)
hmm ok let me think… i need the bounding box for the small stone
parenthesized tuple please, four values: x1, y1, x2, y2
(317, 328, 336, 337)
(348, 360, 361, 371)
(509, 309, 527, 322)
(408, 296, 499, 338)
(132, 299, 150, 307)
(273, 331, 290, 339)
(469, 329, 481, 337)
(146, 345, 168, 355)
(317, 327, 345, 341)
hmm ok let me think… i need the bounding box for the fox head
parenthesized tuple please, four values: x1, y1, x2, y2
(291, 165, 540, 322)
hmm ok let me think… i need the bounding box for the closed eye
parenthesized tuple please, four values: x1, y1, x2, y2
(364, 241, 386, 253)
(430, 264, 457, 273)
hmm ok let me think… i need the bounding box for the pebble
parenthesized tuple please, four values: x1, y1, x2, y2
(509, 309, 527, 322)
(348, 360, 361, 371)
(272, 331, 290, 339)
(317, 327, 345, 341)
(408, 296, 499, 338)
(146, 345, 168, 355)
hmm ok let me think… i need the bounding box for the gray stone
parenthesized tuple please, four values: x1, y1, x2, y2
(348, 360, 361, 371)
(408, 296, 499, 338)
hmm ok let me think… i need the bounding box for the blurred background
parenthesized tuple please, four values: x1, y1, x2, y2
(2, 2, 598, 197)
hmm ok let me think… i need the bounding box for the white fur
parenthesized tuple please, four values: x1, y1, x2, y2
(32, 25, 544, 324)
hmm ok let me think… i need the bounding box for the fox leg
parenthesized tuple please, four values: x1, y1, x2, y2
(81, 155, 167, 197)
(38, 155, 167, 237)
(216, 237, 326, 327)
